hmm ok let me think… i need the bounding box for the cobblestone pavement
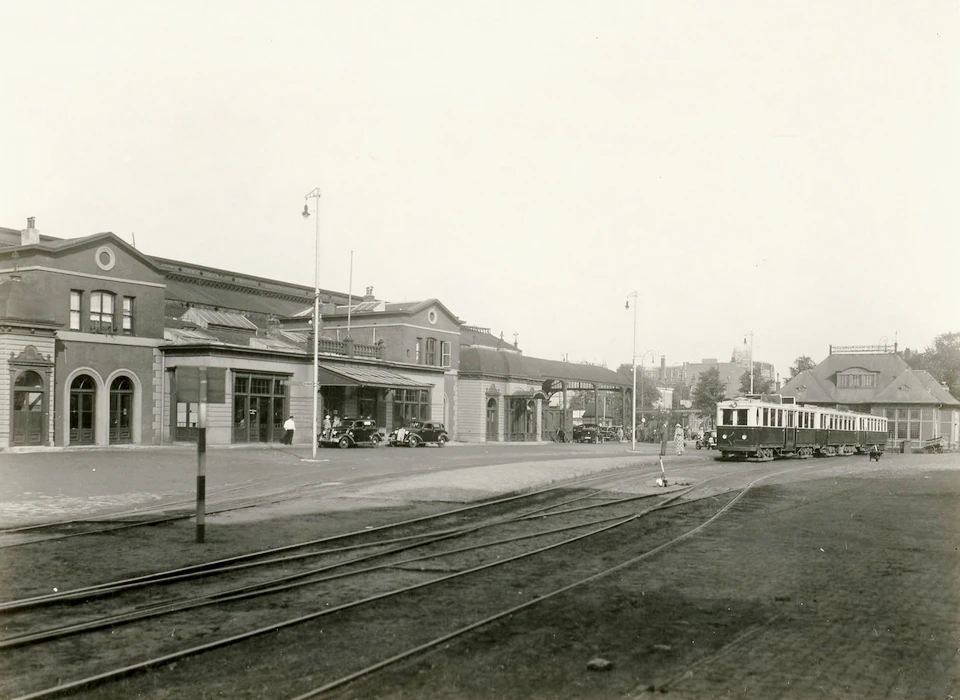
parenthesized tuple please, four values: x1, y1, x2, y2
(625, 455, 960, 700)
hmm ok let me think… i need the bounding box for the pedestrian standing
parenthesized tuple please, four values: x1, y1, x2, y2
(322, 414, 332, 440)
(283, 415, 296, 445)
(332, 411, 341, 430)
(617, 426, 624, 443)
(674, 423, 685, 455)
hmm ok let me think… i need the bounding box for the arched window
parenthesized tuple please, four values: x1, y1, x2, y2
(89, 291, 116, 333)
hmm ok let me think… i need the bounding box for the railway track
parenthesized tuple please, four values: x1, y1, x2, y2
(2, 461, 825, 699)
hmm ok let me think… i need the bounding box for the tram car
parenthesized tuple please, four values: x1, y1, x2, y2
(715, 396, 888, 461)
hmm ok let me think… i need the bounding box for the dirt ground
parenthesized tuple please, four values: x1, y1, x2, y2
(3, 454, 959, 700)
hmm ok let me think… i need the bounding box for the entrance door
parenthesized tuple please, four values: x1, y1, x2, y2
(252, 396, 273, 442)
(13, 371, 45, 446)
(109, 376, 134, 444)
(486, 398, 498, 442)
(70, 375, 97, 445)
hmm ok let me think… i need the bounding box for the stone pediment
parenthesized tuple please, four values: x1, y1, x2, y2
(10, 344, 53, 367)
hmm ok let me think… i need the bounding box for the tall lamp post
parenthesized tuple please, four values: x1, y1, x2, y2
(302, 188, 321, 460)
(625, 292, 638, 451)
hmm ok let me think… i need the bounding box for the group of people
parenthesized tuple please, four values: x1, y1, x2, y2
(281, 411, 349, 445)
(320, 412, 343, 440)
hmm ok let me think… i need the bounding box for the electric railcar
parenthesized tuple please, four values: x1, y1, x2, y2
(715, 396, 888, 461)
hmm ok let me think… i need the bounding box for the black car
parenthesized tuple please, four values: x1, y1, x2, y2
(394, 419, 449, 447)
(319, 419, 382, 449)
(572, 424, 600, 444)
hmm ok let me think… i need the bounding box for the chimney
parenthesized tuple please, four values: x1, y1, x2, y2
(21, 217, 39, 246)
(363, 286, 375, 302)
(660, 355, 666, 382)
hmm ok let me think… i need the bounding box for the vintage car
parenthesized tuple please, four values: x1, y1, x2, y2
(390, 419, 449, 447)
(695, 430, 717, 450)
(572, 424, 600, 444)
(319, 418, 382, 449)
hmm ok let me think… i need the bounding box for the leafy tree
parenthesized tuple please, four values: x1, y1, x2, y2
(789, 355, 817, 379)
(691, 367, 726, 422)
(904, 331, 960, 398)
(739, 366, 774, 395)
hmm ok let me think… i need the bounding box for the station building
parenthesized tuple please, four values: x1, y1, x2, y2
(779, 344, 960, 450)
(0, 219, 628, 449)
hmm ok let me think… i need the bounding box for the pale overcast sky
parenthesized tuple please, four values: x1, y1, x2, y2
(2, 1, 956, 379)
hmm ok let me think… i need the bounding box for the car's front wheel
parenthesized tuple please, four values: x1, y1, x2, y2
(408, 435, 420, 448)
(338, 436, 351, 449)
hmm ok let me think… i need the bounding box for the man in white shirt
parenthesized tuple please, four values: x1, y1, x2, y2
(283, 415, 296, 445)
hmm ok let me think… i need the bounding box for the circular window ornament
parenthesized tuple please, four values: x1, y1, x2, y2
(95, 246, 116, 271)
(427, 308, 438, 325)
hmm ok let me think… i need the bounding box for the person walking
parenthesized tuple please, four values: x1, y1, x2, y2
(674, 423, 685, 455)
(282, 415, 296, 445)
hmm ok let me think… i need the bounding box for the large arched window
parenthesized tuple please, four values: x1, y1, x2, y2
(13, 371, 45, 446)
(89, 291, 116, 333)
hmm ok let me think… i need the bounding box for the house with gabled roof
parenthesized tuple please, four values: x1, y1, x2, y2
(779, 343, 960, 450)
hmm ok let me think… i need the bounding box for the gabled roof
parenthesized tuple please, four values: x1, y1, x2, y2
(913, 370, 960, 406)
(381, 298, 463, 324)
(813, 352, 910, 383)
(1, 231, 165, 274)
(872, 370, 958, 405)
(780, 369, 836, 403)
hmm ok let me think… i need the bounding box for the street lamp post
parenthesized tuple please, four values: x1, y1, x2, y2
(625, 292, 638, 451)
(303, 189, 321, 460)
(744, 331, 755, 394)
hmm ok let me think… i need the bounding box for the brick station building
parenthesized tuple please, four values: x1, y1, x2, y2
(0, 219, 627, 449)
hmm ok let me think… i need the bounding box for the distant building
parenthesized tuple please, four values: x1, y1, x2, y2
(779, 343, 960, 450)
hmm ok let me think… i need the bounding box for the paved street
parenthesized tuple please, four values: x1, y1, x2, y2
(0, 441, 662, 527)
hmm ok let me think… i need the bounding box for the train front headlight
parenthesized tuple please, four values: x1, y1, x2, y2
(741, 434, 747, 440)
(721, 433, 728, 440)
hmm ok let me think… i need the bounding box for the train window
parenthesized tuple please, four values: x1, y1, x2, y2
(737, 409, 748, 426)
(722, 409, 734, 425)
(787, 411, 794, 428)
(762, 408, 769, 426)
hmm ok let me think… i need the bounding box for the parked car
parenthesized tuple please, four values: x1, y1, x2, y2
(319, 418, 382, 449)
(390, 420, 449, 447)
(572, 424, 600, 444)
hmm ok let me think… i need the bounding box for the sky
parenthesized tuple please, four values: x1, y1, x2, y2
(2, 1, 957, 380)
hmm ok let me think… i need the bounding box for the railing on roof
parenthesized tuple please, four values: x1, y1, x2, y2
(316, 337, 382, 359)
(830, 344, 897, 355)
(463, 325, 491, 334)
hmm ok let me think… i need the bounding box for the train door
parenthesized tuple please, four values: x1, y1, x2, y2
(784, 409, 796, 452)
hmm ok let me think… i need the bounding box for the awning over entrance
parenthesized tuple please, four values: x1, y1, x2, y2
(316, 363, 431, 389)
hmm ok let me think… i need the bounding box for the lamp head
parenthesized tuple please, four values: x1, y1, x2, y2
(302, 204, 310, 219)
(625, 300, 630, 310)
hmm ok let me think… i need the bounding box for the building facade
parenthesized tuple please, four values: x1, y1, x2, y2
(779, 344, 960, 450)
(1, 220, 628, 449)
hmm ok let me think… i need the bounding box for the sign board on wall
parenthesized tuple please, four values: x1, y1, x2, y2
(175, 367, 227, 403)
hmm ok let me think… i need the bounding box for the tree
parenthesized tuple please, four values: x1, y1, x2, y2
(904, 331, 960, 398)
(691, 367, 727, 423)
(739, 366, 774, 395)
(789, 355, 817, 379)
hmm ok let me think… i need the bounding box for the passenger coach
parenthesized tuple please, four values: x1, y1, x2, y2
(716, 396, 888, 461)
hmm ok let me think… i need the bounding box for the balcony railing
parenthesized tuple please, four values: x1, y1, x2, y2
(316, 337, 383, 359)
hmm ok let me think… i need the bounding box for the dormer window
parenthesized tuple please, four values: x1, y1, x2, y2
(837, 372, 877, 389)
(89, 291, 115, 333)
